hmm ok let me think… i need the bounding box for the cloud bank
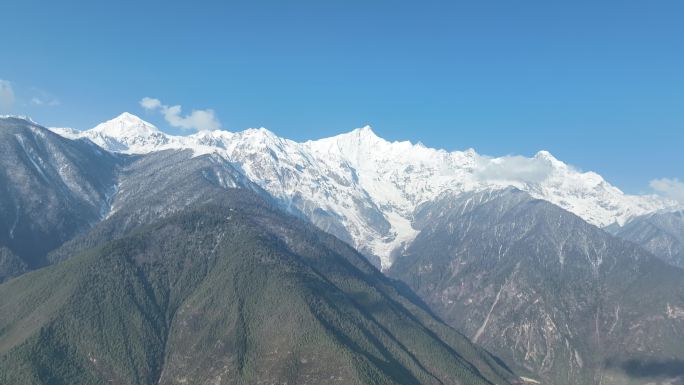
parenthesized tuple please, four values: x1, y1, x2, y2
(0, 80, 15, 112)
(140, 97, 221, 132)
(473, 154, 556, 184)
(650, 178, 684, 204)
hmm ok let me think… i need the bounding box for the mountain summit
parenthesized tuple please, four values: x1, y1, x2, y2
(90, 112, 161, 137)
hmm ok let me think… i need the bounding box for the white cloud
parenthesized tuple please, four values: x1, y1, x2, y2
(473, 154, 555, 184)
(650, 178, 684, 204)
(31, 96, 60, 107)
(140, 97, 162, 110)
(139, 97, 221, 131)
(0, 79, 15, 112)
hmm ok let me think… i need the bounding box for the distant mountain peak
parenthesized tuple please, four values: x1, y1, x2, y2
(63, 112, 173, 154)
(313, 125, 386, 147)
(351, 124, 378, 137)
(92, 112, 161, 136)
(116, 111, 142, 120)
(240, 127, 279, 141)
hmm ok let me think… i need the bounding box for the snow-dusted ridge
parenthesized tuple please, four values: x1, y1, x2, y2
(1, 114, 37, 123)
(47, 113, 681, 268)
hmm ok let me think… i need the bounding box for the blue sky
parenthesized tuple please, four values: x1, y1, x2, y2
(1, 0, 682, 195)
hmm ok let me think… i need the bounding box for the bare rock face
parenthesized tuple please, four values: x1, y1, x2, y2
(389, 188, 684, 385)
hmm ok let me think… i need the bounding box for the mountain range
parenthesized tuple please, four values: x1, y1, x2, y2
(51, 112, 681, 269)
(0, 117, 516, 385)
(2, 113, 684, 385)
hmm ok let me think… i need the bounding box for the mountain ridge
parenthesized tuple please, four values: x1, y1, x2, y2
(45, 113, 680, 268)
(610, 210, 684, 268)
(0, 195, 517, 385)
(0, 117, 122, 277)
(388, 187, 684, 385)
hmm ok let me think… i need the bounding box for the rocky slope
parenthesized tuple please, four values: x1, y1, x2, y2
(0, 117, 121, 280)
(45, 149, 266, 265)
(609, 210, 684, 268)
(388, 188, 684, 385)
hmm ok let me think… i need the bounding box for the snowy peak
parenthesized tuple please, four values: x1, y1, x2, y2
(345, 125, 381, 142)
(312, 125, 401, 151)
(236, 127, 286, 148)
(534, 150, 562, 164)
(91, 112, 161, 137)
(69, 113, 173, 154)
(307, 125, 446, 173)
(326, 125, 380, 141)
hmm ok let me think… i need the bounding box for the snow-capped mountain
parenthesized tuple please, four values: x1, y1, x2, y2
(53, 112, 179, 153)
(52, 113, 680, 268)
